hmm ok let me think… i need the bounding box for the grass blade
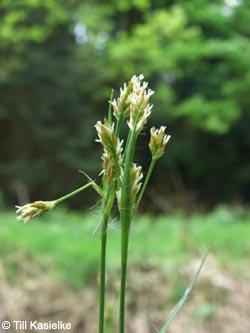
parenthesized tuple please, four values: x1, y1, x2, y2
(160, 249, 209, 333)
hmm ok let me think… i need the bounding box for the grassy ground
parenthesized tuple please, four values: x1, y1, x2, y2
(0, 205, 249, 288)
(0, 206, 249, 333)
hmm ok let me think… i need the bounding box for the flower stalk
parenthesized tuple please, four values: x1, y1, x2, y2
(16, 182, 97, 223)
(119, 128, 137, 333)
(99, 190, 115, 333)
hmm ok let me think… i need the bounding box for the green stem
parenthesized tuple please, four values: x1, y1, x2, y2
(115, 114, 124, 136)
(108, 89, 114, 125)
(51, 181, 109, 332)
(99, 190, 116, 333)
(54, 182, 94, 205)
(119, 227, 129, 333)
(99, 212, 109, 333)
(119, 128, 137, 333)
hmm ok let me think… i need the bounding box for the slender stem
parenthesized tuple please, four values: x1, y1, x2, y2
(120, 129, 137, 222)
(99, 190, 116, 333)
(54, 182, 94, 205)
(119, 226, 129, 333)
(119, 128, 137, 333)
(108, 89, 114, 125)
(99, 211, 109, 333)
(115, 114, 124, 136)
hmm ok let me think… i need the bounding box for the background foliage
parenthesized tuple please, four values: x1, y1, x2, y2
(1, 0, 249, 210)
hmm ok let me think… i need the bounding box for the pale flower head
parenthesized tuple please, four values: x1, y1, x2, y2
(127, 75, 154, 133)
(130, 163, 143, 205)
(111, 74, 154, 134)
(149, 126, 171, 160)
(95, 119, 123, 181)
(16, 200, 56, 223)
(116, 163, 143, 212)
(95, 120, 116, 151)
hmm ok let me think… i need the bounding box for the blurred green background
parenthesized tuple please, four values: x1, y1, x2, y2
(1, 0, 250, 211)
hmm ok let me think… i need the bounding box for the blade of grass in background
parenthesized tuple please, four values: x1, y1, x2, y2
(160, 249, 209, 333)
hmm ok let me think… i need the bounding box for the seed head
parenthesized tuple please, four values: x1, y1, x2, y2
(149, 126, 171, 160)
(130, 163, 143, 205)
(112, 75, 154, 134)
(127, 75, 154, 133)
(111, 78, 135, 120)
(16, 201, 56, 223)
(95, 119, 123, 181)
(95, 120, 116, 151)
(116, 163, 143, 212)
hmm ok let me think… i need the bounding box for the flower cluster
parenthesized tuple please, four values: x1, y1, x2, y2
(95, 119, 123, 181)
(111, 81, 133, 120)
(16, 201, 56, 223)
(100, 75, 170, 212)
(111, 74, 154, 134)
(130, 163, 143, 206)
(116, 163, 143, 211)
(149, 126, 171, 160)
(15, 75, 171, 226)
(127, 76, 154, 134)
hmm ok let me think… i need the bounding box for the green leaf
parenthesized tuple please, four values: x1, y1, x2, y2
(160, 249, 209, 333)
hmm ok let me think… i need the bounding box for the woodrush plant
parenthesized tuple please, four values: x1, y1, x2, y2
(16, 75, 206, 333)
